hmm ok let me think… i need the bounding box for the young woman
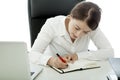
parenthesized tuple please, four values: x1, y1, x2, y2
(30, 1, 114, 69)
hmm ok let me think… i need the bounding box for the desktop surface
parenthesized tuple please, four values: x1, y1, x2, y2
(34, 60, 115, 80)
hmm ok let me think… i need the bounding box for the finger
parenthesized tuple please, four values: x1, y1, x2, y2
(68, 57, 77, 63)
(59, 62, 68, 69)
(55, 57, 68, 68)
(69, 60, 75, 64)
(65, 56, 72, 62)
(62, 56, 69, 62)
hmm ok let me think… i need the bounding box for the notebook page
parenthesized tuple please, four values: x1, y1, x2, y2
(62, 60, 100, 72)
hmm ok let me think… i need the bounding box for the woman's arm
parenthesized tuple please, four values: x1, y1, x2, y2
(29, 19, 54, 65)
(77, 28, 114, 60)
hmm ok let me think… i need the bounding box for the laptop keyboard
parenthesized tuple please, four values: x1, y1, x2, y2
(31, 72, 35, 76)
(109, 58, 120, 78)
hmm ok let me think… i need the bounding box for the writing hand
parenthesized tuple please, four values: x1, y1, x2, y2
(47, 57, 68, 69)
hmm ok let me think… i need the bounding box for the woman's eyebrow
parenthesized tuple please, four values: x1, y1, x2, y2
(75, 24, 91, 32)
(84, 30, 91, 33)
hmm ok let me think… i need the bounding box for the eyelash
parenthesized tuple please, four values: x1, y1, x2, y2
(84, 31, 89, 34)
(75, 26, 89, 34)
(75, 27, 79, 30)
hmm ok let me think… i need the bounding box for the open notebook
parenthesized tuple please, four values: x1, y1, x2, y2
(50, 59, 100, 74)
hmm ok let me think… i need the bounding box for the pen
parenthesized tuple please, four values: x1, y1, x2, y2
(56, 53, 66, 63)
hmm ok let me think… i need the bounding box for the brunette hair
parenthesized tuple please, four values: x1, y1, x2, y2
(70, 1, 101, 30)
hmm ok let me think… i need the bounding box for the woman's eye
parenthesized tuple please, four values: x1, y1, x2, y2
(75, 27, 79, 30)
(84, 31, 88, 34)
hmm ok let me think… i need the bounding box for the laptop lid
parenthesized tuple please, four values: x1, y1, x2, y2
(0, 41, 31, 80)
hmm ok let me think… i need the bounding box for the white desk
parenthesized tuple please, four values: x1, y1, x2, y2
(34, 60, 115, 80)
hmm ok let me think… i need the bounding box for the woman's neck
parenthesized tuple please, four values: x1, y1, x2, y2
(65, 17, 75, 43)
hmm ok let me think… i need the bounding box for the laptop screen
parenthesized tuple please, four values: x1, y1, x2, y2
(0, 42, 31, 80)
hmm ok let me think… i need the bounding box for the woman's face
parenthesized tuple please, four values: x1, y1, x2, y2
(67, 16, 92, 40)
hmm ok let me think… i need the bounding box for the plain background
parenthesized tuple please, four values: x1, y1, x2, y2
(0, 0, 120, 57)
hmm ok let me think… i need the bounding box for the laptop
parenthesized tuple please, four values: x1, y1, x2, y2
(108, 58, 120, 80)
(0, 41, 43, 80)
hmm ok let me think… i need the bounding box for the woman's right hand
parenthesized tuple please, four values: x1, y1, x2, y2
(47, 57, 68, 69)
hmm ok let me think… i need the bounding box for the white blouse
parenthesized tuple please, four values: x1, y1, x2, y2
(30, 15, 114, 66)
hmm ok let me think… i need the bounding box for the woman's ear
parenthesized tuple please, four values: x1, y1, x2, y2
(66, 15, 72, 19)
(66, 15, 73, 22)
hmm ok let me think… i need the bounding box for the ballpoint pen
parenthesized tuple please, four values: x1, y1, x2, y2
(56, 53, 66, 63)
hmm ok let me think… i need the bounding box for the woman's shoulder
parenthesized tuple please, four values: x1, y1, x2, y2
(45, 15, 66, 29)
(46, 15, 66, 22)
(41, 15, 66, 35)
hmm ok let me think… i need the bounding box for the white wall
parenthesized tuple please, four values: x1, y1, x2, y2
(87, 0, 120, 57)
(0, 0, 30, 49)
(0, 0, 120, 57)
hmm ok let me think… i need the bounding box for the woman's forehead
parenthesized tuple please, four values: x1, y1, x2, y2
(71, 18, 92, 31)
